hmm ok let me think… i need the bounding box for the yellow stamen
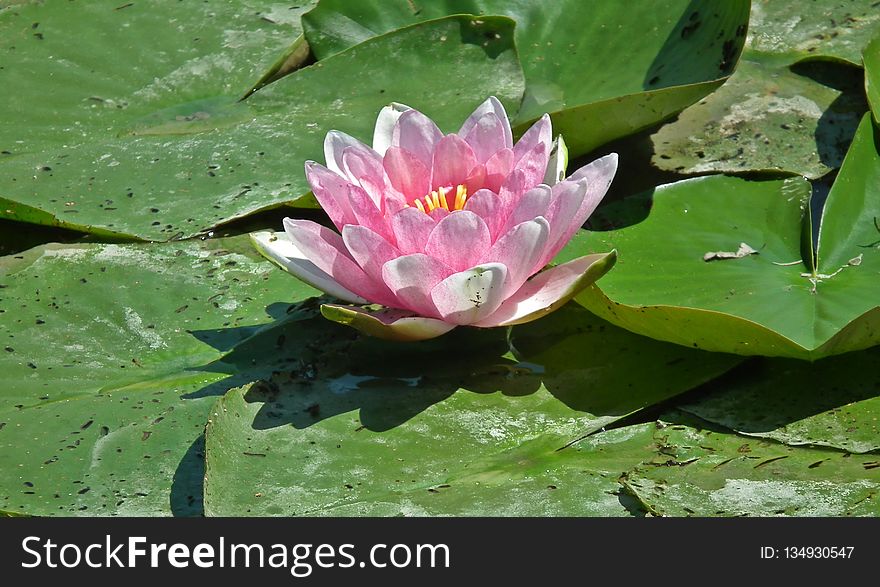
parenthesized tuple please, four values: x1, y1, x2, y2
(454, 184, 468, 210)
(438, 186, 450, 211)
(410, 184, 469, 215)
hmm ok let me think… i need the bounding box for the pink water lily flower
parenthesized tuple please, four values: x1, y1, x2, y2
(252, 97, 617, 341)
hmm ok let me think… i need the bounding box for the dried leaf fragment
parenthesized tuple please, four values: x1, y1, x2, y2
(703, 242, 759, 262)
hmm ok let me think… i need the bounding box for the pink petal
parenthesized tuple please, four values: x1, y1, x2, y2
(372, 102, 411, 156)
(461, 112, 512, 164)
(482, 217, 550, 298)
(251, 231, 367, 304)
(431, 134, 478, 190)
(304, 161, 356, 230)
(391, 207, 436, 254)
(321, 304, 455, 341)
(383, 146, 430, 200)
(425, 210, 491, 272)
(342, 224, 402, 285)
(464, 163, 487, 194)
(429, 207, 450, 222)
(500, 184, 552, 235)
(283, 218, 396, 307)
(543, 153, 619, 265)
(497, 169, 529, 220)
(474, 252, 617, 327)
(569, 152, 619, 183)
(392, 109, 443, 168)
(458, 97, 512, 150)
(513, 113, 552, 164)
(537, 179, 588, 269)
(512, 140, 550, 190)
(342, 145, 385, 207)
(381, 253, 451, 317)
(348, 185, 393, 242)
(324, 130, 369, 177)
(430, 263, 508, 325)
(484, 148, 513, 193)
(382, 187, 408, 216)
(463, 188, 504, 241)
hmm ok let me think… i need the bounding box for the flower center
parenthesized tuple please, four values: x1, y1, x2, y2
(407, 184, 468, 214)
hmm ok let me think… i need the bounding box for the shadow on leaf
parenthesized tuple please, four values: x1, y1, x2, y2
(184, 297, 744, 435)
(643, 0, 744, 91)
(790, 60, 868, 172)
(169, 433, 206, 517)
(510, 304, 742, 417)
(184, 296, 542, 432)
(664, 348, 880, 453)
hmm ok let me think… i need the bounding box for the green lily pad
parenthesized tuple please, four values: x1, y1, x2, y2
(651, 57, 868, 179)
(747, 0, 880, 65)
(509, 305, 743, 427)
(652, 0, 880, 178)
(867, 35, 880, 121)
(0, 5, 524, 240)
(0, 235, 319, 516)
(201, 303, 740, 516)
(300, 0, 750, 155)
(680, 349, 880, 454)
(0, 0, 316, 153)
(620, 413, 880, 516)
(205, 390, 661, 517)
(564, 114, 880, 360)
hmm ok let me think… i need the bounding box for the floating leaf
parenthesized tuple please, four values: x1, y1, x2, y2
(0, 5, 524, 240)
(300, 0, 750, 155)
(202, 304, 740, 516)
(747, 0, 880, 65)
(681, 349, 880, 454)
(563, 114, 880, 359)
(652, 57, 868, 179)
(620, 414, 880, 516)
(0, 235, 318, 516)
(651, 0, 880, 178)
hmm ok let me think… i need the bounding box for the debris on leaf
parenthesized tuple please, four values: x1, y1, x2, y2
(703, 242, 759, 262)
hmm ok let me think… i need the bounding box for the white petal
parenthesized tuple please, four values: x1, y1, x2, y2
(324, 130, 366, 176)
(430, 263, 508, 325)
(250, 231, 367, 304)
(372, 102, 411, 156)
(321, 304, 455, 341)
